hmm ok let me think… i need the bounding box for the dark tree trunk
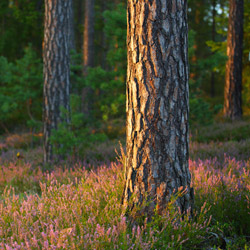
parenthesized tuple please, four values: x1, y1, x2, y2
(83, 0, 95, 69)
(224, 0, 244, 120)
(122, 0, 193, 219)
(43, 0, 71, 164)
(210, 0, 216, 98)
(101, 0, 107, 70)
(69, 0, 76, 52)
(82, 0, 95, 116)
(75, 0, 83, 51)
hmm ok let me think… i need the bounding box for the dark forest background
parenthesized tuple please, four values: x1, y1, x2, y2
(0, 0, 249, 160)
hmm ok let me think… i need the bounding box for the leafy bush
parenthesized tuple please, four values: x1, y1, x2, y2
(0, 45, 42, 133)
(192, 120, 250, 142)
(50, 97, 108, 161)
(5, 133, 39, 149)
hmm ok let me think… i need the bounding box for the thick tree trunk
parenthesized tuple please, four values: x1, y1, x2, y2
(224, 0, 243, 120)
(43, 0, 71, 164)
(82, 0, 95, 116)
(122, 0, 193, 219)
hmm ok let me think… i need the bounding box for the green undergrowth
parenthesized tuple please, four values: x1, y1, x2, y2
(0, 156, 249, 249)
(192, 119, 250, 143)
(0, 120, 250, 249)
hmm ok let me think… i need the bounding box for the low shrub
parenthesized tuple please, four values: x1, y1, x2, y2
(192, 120, 250, 143)
(0, 156, 249, 249)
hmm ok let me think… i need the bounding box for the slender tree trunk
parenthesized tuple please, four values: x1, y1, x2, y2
(43, 0, 71, 164)
(210, 0, 216, 97)
(122, 0, 193, 220)
(83, 0, 95, 69)
(75, 0, 83, 51)
(101, 1, 107, 70)
(224, 0, 244, 120)
(82, 0, 95, 116)
(69, 0, 76, 52)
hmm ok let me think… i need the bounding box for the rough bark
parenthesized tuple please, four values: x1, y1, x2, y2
(43, 0, 71, 164)
(122, 0, 193, 219)
(82, 0, 95, 115)
(224, 0, 243, 120)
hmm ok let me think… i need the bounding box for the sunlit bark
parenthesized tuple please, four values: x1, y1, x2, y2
(224, 0, 243, 120)
(122, 0, 193, 219)
(82, 0, 95, 116)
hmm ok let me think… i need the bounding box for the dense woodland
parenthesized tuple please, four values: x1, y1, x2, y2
(0, 0, 249, 140)
(0, 0, 250, 249)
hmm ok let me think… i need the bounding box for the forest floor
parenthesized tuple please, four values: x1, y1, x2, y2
(0, 120, 250, 249)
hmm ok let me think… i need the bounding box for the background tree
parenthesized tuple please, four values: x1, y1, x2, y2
(122, 0, 193, 219)
(211, 0, 217, 97)
(43, 0, 71, 163)
(69, 0, 76, 53)
(0, 0, 43, 60)
(224, 0, 244, 120)
(82, 0, 95, 116)
(1, 0, 250, 157)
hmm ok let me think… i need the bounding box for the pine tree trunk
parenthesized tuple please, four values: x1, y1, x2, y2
(83, 0, 95, 69)
(122, 0, 193, 219)
(224, 0, 243, 120)
(82, 0, 95, 116)
(69, 0, 76, 52)
(76, 0, 84, 51)
(101, 1, 107, 70)
(43, 0, 71, 164)
(210, 0, 216, 98)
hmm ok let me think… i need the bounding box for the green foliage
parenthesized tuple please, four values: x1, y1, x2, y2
(242, 1, 250, 113)
(89, 3, 127, 122)
(84, 66, 126, 121)
(0, 45, 42, 132)
(70, 50, 85, 93)
(190, 98, 222, 126)
(63, 2, 127, 152)
(188, 30, 222, 126)
(71, 3, 127, 122)
(192, 120, 250, 143)
(50, 97, 108, 160)
(0, 0, 43, 60)
(0, 0, 249, 137)
(103, 3, 127, 70)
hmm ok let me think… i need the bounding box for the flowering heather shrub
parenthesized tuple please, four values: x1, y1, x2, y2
(190, 139, 250, 161)
(0, 142, 7, 153)
(5, 133, 34, 149)
(0, 162, 42, 195)
(191, 120, 250, 142)
(0, 146, 44, 166)
(0, 162, 214, 249)
(0, 155, 249, 249)
(190, 156, 250, 235)
(0, 161, 98, 196)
